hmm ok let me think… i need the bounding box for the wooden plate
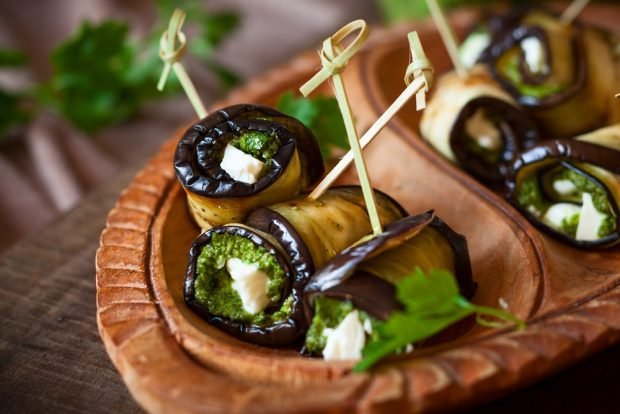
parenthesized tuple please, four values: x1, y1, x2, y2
(96, 6, 620, 413)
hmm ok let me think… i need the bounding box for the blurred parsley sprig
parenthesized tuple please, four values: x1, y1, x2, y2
(276, 91, 348, 159)
(0, 0, 240, 138)
(377, 0, 613, 22)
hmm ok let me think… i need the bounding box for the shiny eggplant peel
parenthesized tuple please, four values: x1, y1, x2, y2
(175, 104, 324, 229)
(184, 186, 406, 346)
(184, 225, 303, 346)
(482, 9, 618, 137)
(506, 124, 620, 248)
(301, 211, 475, 359)
(420, 64, 539, 185)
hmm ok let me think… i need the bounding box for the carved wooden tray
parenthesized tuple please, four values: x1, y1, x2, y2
(96, 6, 620, 413)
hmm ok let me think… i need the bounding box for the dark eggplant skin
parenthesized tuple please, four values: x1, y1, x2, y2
(175, 104, 325, 228)
(449, 96, 540, 185)
(303, 211, 476, 325)
(506, 140, 620, 248)
(175, 104, 324, 198)
(184, 225, 307, 347)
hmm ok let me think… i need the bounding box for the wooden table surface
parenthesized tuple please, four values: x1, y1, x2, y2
(0, 164, 618, 414)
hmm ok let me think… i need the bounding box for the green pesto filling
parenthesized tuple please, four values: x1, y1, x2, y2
(305, 297, 378, 355)
(517, 166, 616, 238)
(517, 176, 547, 215)
(229, 130, 281, 163)
(501, 52, 565, 99)
(194, 232, 291, 325)
(560, 212, 580, 236)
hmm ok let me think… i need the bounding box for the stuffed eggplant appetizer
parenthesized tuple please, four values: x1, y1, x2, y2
(479, 8, 618, 137)
(302, 211, 475, 360)
(246, 186, 407, 278)
(506, 124, 620, 248)
(420, 64, 539, 185)
(174, 104, 324, 229)
(185, 186, 406, 346)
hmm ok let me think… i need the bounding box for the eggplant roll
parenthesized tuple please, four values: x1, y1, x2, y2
(420, 64, 539, 185)
(174, 104, 324, 229)
(302, 211, 475, 360)
(184, 187, 406, 346)
(184, 225, 301, 346)
(482, 9, 617, 137)
(246, 186, 407, 282)
(506, 124, 620, 248)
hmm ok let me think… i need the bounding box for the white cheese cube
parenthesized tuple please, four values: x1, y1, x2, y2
(543, 203, 580, 229)
(220, 144, 264, 184)
(226, 258, 270, 314)
(521, 37, 548, 74)
(322, 310, 366, 361)
(465, 109, 502, 151)
(576, 193, 607, 241)
(363, 318, 373, 335)
(553, 179, 577, 196)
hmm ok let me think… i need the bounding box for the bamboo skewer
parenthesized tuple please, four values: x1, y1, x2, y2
(158, 9, 208, 119)
(300, 20, 384, 235)
(425, 0, 466, 78)
(308, 32, 433, 200)
(561, 0, 591, 24)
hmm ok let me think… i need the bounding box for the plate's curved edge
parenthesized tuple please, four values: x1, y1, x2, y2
(95, 18, 620, 414)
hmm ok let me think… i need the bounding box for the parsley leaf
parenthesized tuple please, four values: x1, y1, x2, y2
(40, 21, 143, 133)
(354, 268, 525, 371)
(33, 2, 241, 135)
(0, 49, 30, 137)
(377, 0, 508, 22)
(276, 91, 347, 159)
(0, 49, 26, 67)
(0, 90, 30, 139)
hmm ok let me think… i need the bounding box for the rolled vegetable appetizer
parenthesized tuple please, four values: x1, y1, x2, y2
(506, 124, 620, 248)
(246, 186, 407, 282)
(184, 186, 406, 346)
(302, 211, 475, 360)
(482, 9, 617, 137)
(174, 104, 324, 229)
(420, 64, 539, 185)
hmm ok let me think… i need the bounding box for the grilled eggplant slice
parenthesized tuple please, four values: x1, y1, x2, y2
(482, 9, 618, 137)
(185, 186, 406, 346)
(420, 64, 539, 185)
(246, 186, 407, 282)
(175, 104, 324, 229)
(302, 211, 475, 359)
(506, 124, 620, 248)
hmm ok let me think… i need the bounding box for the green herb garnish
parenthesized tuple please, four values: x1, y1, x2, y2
(0, 50, 30, 138)
(276, 91, 347, 159)
(0, 49, 26, 67)
(377, 0, 507, 22)
(354, 268, 525, 371)
(0, 1, 240, 140)
(40, 21, 147, 133)
(0, 90, 30, 139)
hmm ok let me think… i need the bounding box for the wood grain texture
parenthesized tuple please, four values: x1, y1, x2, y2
(0, 168, 143, 414)
(95, 6, 620, 414)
